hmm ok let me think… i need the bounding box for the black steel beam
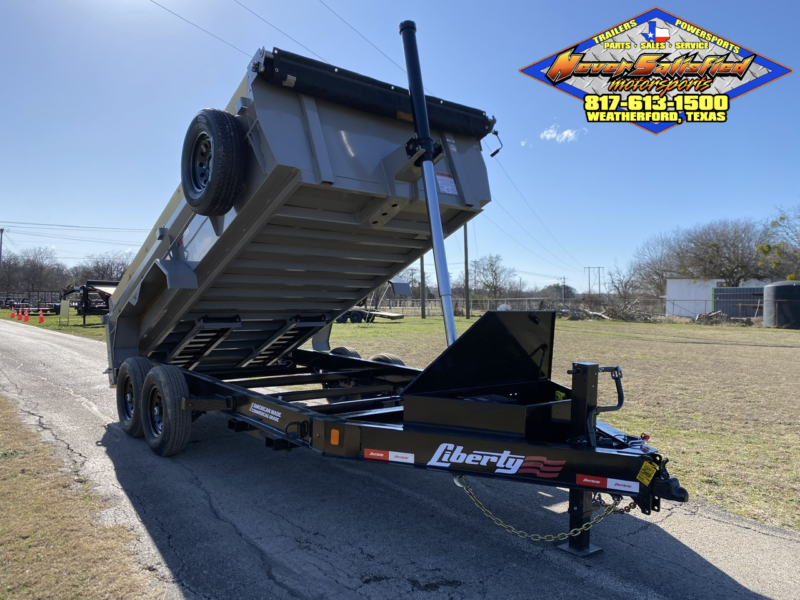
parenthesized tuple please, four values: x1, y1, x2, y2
(273, 384, 395, 402)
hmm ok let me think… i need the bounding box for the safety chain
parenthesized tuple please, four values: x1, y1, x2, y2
(596, 493, 637, 514)
(454, 475, 622, 543)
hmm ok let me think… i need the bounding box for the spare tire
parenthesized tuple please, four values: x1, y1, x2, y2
(181, 108, 246, 217)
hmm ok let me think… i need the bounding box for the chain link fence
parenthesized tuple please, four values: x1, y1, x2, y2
(378, 297, 669, 318)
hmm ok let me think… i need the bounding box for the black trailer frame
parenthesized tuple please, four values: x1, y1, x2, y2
(154, 311, 686, 555)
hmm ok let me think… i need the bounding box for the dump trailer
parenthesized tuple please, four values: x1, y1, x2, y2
(105, 22, 686, 555)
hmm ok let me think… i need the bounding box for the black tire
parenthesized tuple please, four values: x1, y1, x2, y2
(181, 108, 246, 217)
(141, 365, 192, 457)
(326, 347, 362, 402)
(349, 311, 364, 324)
(365, 313, 376, 323)
(369, 353, 405, 366)
(330, 346, 361, 359)
(116, 357, 153, 438)
(335, 313, 349, 324)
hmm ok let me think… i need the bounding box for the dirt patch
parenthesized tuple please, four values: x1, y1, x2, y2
(0, 395, 162, 599)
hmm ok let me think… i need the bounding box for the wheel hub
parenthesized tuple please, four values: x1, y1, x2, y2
(149, 390, 164, 437)
(189, 132, 213, 193)
(123, 378, 134, 421)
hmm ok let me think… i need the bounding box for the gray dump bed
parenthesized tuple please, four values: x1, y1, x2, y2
(107, 47, 493, 379)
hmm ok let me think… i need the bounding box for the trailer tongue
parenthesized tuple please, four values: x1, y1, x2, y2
(106, 22, 686, 556)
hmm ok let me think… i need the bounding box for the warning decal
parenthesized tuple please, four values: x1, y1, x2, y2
(435, 171, 458, 195)
(637, 461, 658, 486)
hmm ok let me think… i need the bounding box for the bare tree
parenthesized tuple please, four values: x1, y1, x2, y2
(606, 263, 640, 299)
(18, 247, 61, 291)
(758, 205, 800, 279)
(673, 219, 774, 287)
(473, 254, 516, 299)
(1, 251, 21, 293)
(631, 231, 679, 297)
(602, 263, 648, 320)
(71, 250, 132, 282)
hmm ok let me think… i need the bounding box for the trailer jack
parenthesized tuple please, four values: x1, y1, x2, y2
(454, 474, 620, 554)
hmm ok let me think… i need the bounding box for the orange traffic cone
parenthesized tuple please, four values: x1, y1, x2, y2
(39, 309, 44, 323)
(17, 307, 22, 320)
(24, 308, 29, 322)
(10, 307, 15, 319)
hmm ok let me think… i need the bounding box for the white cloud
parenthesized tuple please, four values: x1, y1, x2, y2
(540, 125, 559, 141)
(539, 124, 587, 143)
(558, 129, 578, 142)
(520, 140, 528, 147)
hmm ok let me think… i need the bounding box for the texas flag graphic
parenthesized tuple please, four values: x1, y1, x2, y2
(642, 21, 670, 43)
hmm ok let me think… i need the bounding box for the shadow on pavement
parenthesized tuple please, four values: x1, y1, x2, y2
(100, 413, 770, 600)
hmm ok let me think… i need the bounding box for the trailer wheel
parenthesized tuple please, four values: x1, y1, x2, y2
(369, 353, 405, 366)
(116, 357, 153, 438)
(349, 311, 364, 324)
(141, 365, 192, 457)
(330, 346, 361, 359)
(335, 313, 349, 324)
(181, 108, 246, 217)
(365, 313, 376, 323)
(325, 347, 362, 402)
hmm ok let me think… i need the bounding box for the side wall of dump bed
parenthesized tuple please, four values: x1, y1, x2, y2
(107, 48, 493, 381)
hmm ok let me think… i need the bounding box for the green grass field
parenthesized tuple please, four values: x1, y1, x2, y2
(1, 308, 106, 341)
(4, 308, 799, 530)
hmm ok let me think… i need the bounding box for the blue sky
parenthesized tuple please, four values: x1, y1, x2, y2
(0, 0, 796, 291)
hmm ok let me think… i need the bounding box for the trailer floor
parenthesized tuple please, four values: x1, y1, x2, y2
(1, 319, 797, 600)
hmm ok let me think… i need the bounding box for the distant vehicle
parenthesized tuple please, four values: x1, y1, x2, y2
(61, 280, 119, 324)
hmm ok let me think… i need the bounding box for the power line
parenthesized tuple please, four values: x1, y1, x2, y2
(316, 0, 405, 74)
(493, 158, 585, 269)
(481, 213, 567, 278)
(314, 0, 433, 94)
(232, 1, 328, 63)
(146, 0, 250, 57)
(3, 233, 21, 251)
(9, 231, 141, 245)
(517, 269, 563, 280)
(489, 197, 581, 272)
(0, 220, 148, 232)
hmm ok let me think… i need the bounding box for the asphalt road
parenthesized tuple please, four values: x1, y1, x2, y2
(1, 319, 797, 600)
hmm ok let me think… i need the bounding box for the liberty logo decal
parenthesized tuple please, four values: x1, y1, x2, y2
(427, 443, 565, 478)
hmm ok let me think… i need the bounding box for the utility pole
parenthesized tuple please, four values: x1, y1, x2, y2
(584, 267, 604, 295)
(420, 256, 426, 319)
(559, 276, 567, 303)
(0, 228, 4, 268)
(464, 223, 470, 319)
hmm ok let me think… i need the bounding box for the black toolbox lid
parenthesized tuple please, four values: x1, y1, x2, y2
(403, 311, 556, 395)
(261, 48, 496, 140)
